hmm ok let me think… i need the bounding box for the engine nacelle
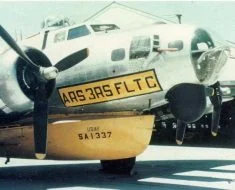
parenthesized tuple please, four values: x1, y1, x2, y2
(0, 47, 54, 115)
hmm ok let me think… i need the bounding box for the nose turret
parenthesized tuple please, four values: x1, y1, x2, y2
(190, 28, 229, 85)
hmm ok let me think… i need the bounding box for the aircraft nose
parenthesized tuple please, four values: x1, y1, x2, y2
(190, 28, 229, 84)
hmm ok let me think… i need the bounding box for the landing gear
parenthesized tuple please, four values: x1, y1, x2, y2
(100, 157, 136, 175)
(219, 99, 235, 146)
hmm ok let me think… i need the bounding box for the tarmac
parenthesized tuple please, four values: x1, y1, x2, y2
(0, 145, 234, 190)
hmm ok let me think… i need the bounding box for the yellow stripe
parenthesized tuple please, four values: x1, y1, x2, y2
(58, 70, 162, 107)
(0, 115, 155, 160)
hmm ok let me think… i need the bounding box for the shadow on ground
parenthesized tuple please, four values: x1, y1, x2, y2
(0, 159, 234, 190)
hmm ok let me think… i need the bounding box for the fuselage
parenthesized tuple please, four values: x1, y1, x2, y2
(0, 22, 232, 160)
(0, 22, 229, 124)
(44, 23, 224, 114)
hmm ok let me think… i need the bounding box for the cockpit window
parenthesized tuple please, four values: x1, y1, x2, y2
(129, 36, 151, 60)
(90, 24, 120, 32)
(191, 29, 215, 82)
(67, 25, 90, 40)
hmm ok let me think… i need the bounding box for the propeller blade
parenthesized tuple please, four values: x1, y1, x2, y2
(211, 107, 221, 136)
(33, 83, 48, 159)
(176, 120, 187, 145)
(54, 48, 88, 72)
(209, 82, 222, 136)
(0, 25, 39, 72)
(0, 26, 89, 159)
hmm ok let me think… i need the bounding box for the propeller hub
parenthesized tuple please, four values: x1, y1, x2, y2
(40, 66, 59, 80)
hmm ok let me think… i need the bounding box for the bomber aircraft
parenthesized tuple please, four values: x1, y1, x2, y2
(0, 19, 234, 173)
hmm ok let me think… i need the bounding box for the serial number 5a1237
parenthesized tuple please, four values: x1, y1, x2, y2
(78, 131, 112, 140)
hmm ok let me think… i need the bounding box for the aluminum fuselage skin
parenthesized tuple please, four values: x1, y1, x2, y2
(44, 24, 198, 114)
(0, 24, 228, 122)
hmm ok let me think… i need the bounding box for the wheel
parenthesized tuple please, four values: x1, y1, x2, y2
(100, 157, 136, 174)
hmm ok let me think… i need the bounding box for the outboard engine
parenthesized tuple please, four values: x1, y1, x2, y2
(165, 27, 230, 145)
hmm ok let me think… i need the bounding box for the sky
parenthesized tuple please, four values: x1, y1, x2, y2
(0, 1, 235, 42)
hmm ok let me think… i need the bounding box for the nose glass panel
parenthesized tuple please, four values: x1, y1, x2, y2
(191, 29, 215, 82)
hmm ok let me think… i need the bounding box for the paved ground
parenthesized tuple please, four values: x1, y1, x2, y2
(0, 145, 235, 190)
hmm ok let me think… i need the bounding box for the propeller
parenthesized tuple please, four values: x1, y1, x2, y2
(166, 83, 207, 145)
(209, 82, 222, 137)
(166, 83, 214, 145)
(0, 25, 88, 159)
(175, 120, 187, 145)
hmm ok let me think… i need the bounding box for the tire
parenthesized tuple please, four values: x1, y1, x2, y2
(100, 157, 136, 174)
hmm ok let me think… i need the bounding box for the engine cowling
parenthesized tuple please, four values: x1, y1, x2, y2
(0, 47, 54, 116)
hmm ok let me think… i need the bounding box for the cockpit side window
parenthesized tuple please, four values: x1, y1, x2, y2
(67, 25, 90, 40)
(129, 36, 151, 60)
